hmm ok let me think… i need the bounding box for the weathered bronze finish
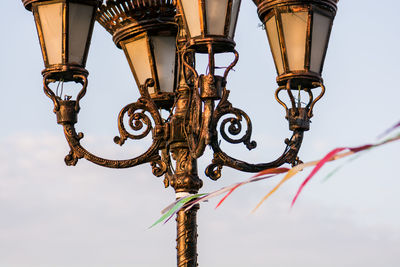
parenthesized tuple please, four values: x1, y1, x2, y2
(56, 100, 78, 125)
(22, 0, 338, 265)
(176, 206, 199, 267)
(97, 0, 176, 41)
(168, 84, 203, 193)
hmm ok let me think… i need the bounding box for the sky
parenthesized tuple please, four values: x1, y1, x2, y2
(1, 0, 400, 266)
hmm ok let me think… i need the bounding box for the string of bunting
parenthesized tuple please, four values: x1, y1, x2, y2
(150, 121, 400, 228)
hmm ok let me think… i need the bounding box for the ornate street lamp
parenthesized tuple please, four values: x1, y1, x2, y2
(22, 0, 338, 266)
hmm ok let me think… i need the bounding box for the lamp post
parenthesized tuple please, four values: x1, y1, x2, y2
(22, 0, 338, 266)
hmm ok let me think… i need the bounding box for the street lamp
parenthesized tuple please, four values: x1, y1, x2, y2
(22, 0, 338, 266)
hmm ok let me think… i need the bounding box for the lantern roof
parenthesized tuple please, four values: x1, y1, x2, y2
(253, 0, 339, 20)
(97, 0, 176, 47)
(23, 0, 102, 11)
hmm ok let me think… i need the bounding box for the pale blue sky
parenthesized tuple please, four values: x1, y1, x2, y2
(1, 1, 399, 266)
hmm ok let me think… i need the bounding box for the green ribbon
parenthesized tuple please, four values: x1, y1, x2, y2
(149, 193, 206, 228)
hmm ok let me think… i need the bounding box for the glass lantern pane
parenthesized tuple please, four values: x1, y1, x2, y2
(228, 0, 241, 39)
(124, 36, 155, 94)
(310, 12, 332, 73)
(281, 11, 308, 71)
(206, 0, 228, 35)
(181, 0, 202, 38)
(37, 3, 63, 65)
(68, 3, 94, 66)
(265, 16, 284, 75)
(152, 36, 176, 93)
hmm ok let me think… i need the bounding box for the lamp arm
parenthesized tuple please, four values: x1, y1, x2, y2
(43, 76, 167, 175)
(61, 122, 163, 170)
(204, 88, 304, 180)
(205, 130, 304, 180)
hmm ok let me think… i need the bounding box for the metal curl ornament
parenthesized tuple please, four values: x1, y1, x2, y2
(203, 83, 309, 180)
(114, 104, 153, 146)
(219, 109, 257, 150)
(213, 89, 257, 150)
(151, 159, 168, 177)
(114, 79, 164, 146)
(205, 162, 223, 181)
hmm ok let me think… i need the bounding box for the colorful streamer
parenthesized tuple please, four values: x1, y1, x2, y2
(151, 121, 400, 227)
(321, 153, 362, 182)
(291, 147, 346, 207)
(214, 168, 290, 209)
(150, 193, 205, 228)
(378, 120, 400, 139)
(183, 174, 276, 212)
(254, 132, 400, 210)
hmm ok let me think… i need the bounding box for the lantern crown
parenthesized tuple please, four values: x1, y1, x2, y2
(23, 0, 102, 10)
(253, 0, 339, 18)
(97, 0, 176, 47)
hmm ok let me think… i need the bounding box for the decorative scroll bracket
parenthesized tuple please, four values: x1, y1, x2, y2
(44, 77, 166, 171)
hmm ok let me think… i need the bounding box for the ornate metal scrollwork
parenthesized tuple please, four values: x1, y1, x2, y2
(114, 80, 164, 146)
(182, 49, 241, 161)
(217, 101, 257, 150)
(151, 148, 170, 178)
(205, 85, 306, 180)
(43, 76, 166, 170)
(61, 111, 163, 169)
(151, 159, 168, 177)
(41, 35, 320, 190)
(212, 88, 257, 149)
(113, 101, 155, 146)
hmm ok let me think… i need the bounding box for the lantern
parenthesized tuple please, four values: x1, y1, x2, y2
(23, 0, 101, 81)
(97, 0, 178, 108)
(253, 0, 338, 88)
(120, 33, 177, 97)
(177, 0, 242, 53)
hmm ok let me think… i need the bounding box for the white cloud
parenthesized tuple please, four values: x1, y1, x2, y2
(1, 133, 399, 266)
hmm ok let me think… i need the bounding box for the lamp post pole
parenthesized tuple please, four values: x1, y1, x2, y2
(21, 0, 338, 266)
(170, 87, 202, 266)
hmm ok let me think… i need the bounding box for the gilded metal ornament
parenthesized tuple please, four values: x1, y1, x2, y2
(22, 0, 338, 266)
